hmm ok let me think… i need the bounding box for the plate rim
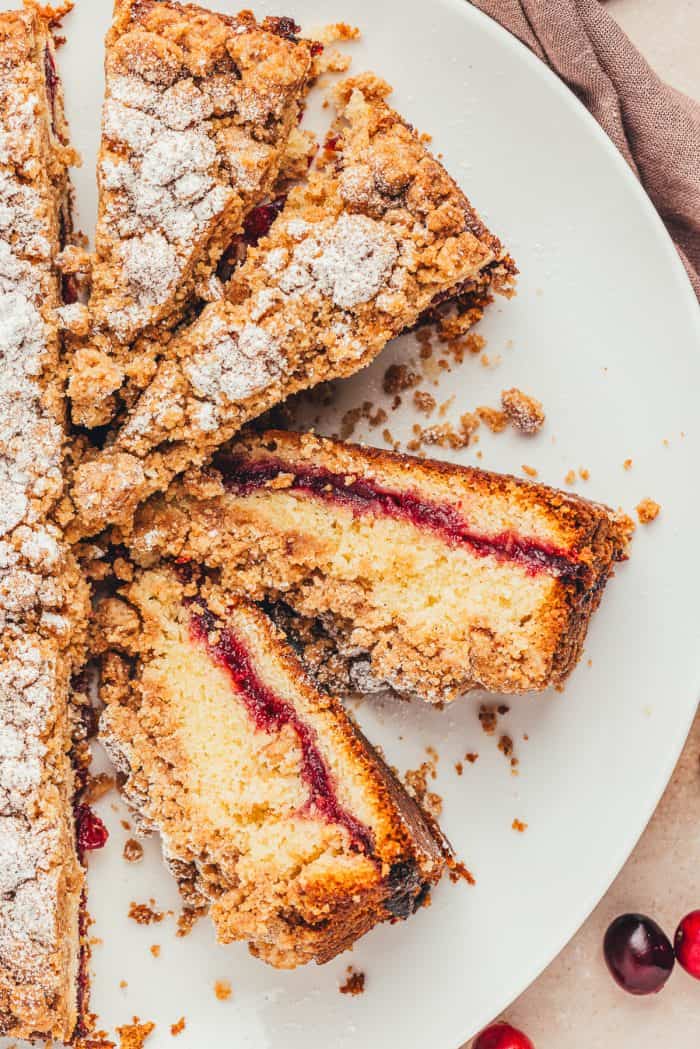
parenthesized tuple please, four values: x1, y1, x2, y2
(438, 0, 700, 1042)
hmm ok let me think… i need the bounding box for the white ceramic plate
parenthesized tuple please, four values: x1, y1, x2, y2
(4, 1, 700, 1046)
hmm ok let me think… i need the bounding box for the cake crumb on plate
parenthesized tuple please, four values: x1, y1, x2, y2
(339, 967, 366, 995)
(123, 838, 143, 863)
(170, 1017, 186, 1037)
(512, 819, 528, 833)
(636, 498, 661, 524)
(214, 980, 232, 1002)
(501, 387, 545, 434)
(116, 1019, 155, 1049)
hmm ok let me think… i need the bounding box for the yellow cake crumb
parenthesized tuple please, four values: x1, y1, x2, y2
(636, 498, 661, 524)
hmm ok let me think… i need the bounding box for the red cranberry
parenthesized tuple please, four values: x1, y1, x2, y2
(76, 804, 109, 852)
(675, 910, 700, 979)
(603, 913, 674, 994)
(472, 1022, 534, 1049)
(310, 41, 324, 56)
(243, 198, 285, 246)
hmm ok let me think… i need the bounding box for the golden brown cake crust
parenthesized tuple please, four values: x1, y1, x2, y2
(96, 567, 447, 968)
(124, 431, 632, 702)
(0, 4, 90, 1042)
(66, 0, 313, 428)
(66, 71, 516, 539)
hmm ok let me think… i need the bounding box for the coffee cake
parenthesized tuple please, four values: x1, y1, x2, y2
(67, 0, 314, 429)
(126, 431, 632, 702)
(68, 72, 516, 539)
(0, 4, 92, 1042)
(96, 567, 447, 968)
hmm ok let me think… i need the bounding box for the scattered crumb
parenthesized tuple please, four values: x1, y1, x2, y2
(122, 838, 144, 864)
(128, 902, 165, 926)
(407, 412, 480, 453)
(176, 906, 204, 938)
(454, 761, 463, 776)
(383, 363, 420, 394)
(623, 458, 633, 470)
(404, 749, 442, 819)
(312, 21, 360, 42)
(149, 945, 160, 958)
(578, 467, 590, 481)
(512, 819, 528, 833)
(501, 387, 545, 434)
(170, 1017, 186, 1038)
(214, 980, 232, 1002)
(448, 859, 476, 885)
(497, 704, 510, 715)
(564, 469, 576, 485)
(81, 772, 115, 805)
(465, 752, 479, 764)
(339, 967, 365, 996)
(478, 704, 498, 735)
(119, 980, 128, 989)
(521, 464, 538, 478)
(413, 390, 436, 415)
(498, 735, 514, 759)
(476, 406, 508, 433)
(636, 498, 661, 524)
(120, 819, 131, 831)
(116, 1020, 155, 1049)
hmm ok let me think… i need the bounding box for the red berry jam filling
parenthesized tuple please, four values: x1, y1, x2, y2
(216, 454, 583, 580)
(189, 602, 374, 854)
(243, 197, 286, 246)
(43, 46, 59, 135)
(75, 804, 109, 854)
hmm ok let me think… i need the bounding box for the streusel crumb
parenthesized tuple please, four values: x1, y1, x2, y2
(501, 387, 545, 434)
(636, 498, 661, 524)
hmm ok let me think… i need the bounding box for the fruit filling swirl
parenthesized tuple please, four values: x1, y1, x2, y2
(188, 603, 375, 854)
(215, 454, 584, 580)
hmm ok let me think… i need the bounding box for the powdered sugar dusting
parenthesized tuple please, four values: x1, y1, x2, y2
(187, 318, 284, 414)
(0, 14, 84, 1021)
(278, 213, 398, 309)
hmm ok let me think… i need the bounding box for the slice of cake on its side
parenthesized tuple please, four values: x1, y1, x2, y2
(95, 567, 448, 968)
(67, 72, 516, 539)
(0, 5, 94, 1042)
(126, 431, 632, 703)
(66, 0, 314, 428)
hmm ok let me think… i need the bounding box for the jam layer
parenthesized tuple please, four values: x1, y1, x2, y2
(216, 454, 583, 580)
(189, 602, 374, 854)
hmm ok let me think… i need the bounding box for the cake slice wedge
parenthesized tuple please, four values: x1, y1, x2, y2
(96, 567, 447, 968)
(67, 0, 314, 428)
(0, 4, 94, 1042)
(67, 72, 516, 539)
(125, 431, 633, 703)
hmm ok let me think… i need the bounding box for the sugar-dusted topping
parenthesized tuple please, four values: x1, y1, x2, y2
(0, 9, 87, 1038)
(88, 6, 313, 351)
(277, 213, 399, 309)
(186, 319, 284, 412)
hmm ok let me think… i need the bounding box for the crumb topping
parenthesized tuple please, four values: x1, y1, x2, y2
(636, 498, 660, 524)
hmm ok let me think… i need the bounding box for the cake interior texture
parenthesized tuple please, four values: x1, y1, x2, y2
(97, 568, 447, 968)
(126, 431, 633, 702)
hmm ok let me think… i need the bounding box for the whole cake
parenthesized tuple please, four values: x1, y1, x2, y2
(96, 567, 447, 968)
(67, 72, 516, 539)
(0, 5, 92, 1042)
(125, 431, 633, 702)
(67, 0, 315, 428)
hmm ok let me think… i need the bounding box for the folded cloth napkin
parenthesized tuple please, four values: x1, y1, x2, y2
(470, 0, 700, 299)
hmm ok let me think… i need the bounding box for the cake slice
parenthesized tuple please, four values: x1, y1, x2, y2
(125, 431, 632, 702)
(0, 5, 94, 1042)
(96, 567, 447, 968)
(67, 72, 516, 539)
(67, 0, 314, 428)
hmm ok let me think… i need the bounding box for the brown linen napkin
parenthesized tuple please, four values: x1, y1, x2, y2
(470, 0, 700, 299)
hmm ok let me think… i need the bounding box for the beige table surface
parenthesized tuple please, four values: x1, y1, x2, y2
(464, 3, 700, 1044)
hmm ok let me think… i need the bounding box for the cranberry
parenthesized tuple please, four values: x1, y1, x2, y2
(603, 914, 674, 995)
(266, 16, 301, 40)
(675, 910, 700, 979)
(76, 804, 109, 852)
(310, 41, 324, 56)
(243, 197, 286, 246)
(472, 1022, 534, 1049)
